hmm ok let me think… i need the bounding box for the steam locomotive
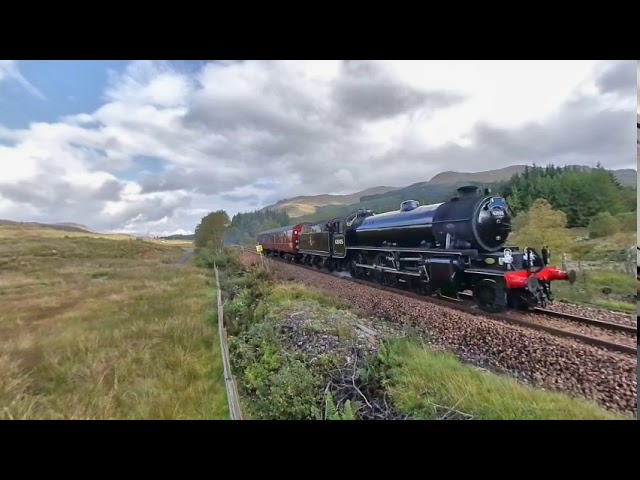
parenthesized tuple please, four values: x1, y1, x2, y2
(256, 185, 576, 312)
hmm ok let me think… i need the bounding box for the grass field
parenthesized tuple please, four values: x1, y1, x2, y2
(0, 230, 225, 419)
(552, 268, 636, 312)
(383, 339, 628, 420)
(550, 230, 637, 312)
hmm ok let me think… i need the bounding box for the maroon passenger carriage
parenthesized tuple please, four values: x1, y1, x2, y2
(256, 223, 310, 261)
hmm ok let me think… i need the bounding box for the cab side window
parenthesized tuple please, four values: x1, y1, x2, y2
(346, 213, 356, 226)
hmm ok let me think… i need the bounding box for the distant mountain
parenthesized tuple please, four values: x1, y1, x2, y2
(55, 222, 91, 231)
(611, 169, 637, 188)
(427, 165, 529, 185)
(0, 219, 93, 233)
(262, 185, 400, 217)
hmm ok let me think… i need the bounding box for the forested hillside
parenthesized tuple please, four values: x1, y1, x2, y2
(497, 164, 636, 228)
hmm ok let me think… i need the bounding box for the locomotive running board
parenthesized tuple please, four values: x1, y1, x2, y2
(348, 246, 478, 256)
(354, 263, 422, 276)
(299, 250, 330, 256)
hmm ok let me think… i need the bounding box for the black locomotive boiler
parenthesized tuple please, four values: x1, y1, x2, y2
(269, 186, 576, 312)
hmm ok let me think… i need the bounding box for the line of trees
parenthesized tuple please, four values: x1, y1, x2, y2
(223, 209, 291, 246)
(194, 208, 292, 249)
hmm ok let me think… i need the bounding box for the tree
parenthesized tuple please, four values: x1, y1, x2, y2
(224, 208, 292, 243)
(508, 199, 573, 254)
(505, 184, 522, 215)
(194, 210, 230, 250)
(223, 226, 241, 245)
(588, 212, 619, 239)
(260, 219, 280, 231)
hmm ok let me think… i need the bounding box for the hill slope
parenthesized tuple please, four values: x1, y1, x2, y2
(427, 165, 529, 185)
(262, 185, 400, 217)
(611, 169, 637, 188)
(0, 219, 93, 233)
(55, 222, 91, 231)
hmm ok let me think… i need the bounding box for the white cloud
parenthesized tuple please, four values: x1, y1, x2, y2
(0, 60, 636, 235)
(0, 60, 45, 99)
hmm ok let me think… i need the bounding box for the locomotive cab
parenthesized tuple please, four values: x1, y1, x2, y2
(400, 200, 420, 212)
(345, 208, 377, 229)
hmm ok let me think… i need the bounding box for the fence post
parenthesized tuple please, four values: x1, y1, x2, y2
(215, 264, 243, 420)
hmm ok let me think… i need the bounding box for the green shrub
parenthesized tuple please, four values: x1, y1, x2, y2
(615, 212, 636, 232)
(588, 212, 619, 239)
(253, 359, 322, 420)
(325, 392, 356, 420)
(194, 247, 241, 270)
(229, 321, 323, 420)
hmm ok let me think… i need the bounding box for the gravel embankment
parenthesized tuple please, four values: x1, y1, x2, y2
(244, 254, 637, 416)
(544, 301, 637, 328)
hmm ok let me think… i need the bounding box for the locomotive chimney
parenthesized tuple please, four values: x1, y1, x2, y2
(456, 185, 479, 198)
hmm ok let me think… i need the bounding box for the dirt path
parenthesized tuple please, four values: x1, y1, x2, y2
(174, 248, 194, 265)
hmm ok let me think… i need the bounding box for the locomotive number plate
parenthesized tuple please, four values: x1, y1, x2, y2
(334, 239, 344, 245)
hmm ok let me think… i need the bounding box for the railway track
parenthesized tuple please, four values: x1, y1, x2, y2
(241, 248, 637, 356)
(456, 292, 637, 335)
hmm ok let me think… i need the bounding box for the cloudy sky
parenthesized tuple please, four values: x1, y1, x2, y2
(0, 60, 636, 236)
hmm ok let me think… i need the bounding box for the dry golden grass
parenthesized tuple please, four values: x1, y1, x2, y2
(0, 224, 193, 247)
(0, 232, 226, 419)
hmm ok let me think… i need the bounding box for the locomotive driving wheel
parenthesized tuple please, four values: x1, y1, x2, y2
(384, 272, 399, 288)
(372, 253, 387, 284)
(473, 279, 506, 313)
(412, 279, 431, 296)
(349, 255, 365, 279)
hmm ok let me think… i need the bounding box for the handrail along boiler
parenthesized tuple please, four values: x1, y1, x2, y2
(257, 186, 576, 312)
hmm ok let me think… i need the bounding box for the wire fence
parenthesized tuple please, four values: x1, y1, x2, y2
(215, 264, 243, 420)
(559, 256, 636, 275)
